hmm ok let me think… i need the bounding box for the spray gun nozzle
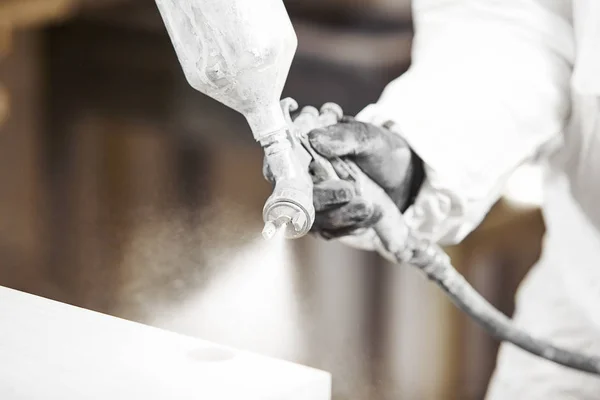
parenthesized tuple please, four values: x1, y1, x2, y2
(259, 98, 344, 242)
(260, 126, 314, 241)
(263, 200, 311, 240)
(262, 217, 292, 240)
(262, 221, 278, 240)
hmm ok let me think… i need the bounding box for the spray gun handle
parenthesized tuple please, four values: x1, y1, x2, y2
(339, 159, 413, 261)
(314, 154, 412, 261)
(283, 98, 413, 260)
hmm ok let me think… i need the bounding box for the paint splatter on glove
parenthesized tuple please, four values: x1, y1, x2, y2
(308, 118, 424, 239)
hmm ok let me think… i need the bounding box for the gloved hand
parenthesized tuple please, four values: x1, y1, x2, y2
(308, 118, 424, 239)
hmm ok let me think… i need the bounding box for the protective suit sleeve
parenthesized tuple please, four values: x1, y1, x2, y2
(356, 0, 575, 246)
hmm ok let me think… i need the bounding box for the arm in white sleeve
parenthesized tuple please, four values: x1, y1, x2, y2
(356, 0, 575, 245)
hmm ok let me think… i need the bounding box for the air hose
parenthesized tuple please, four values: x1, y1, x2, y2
(402, 235, 600, 375)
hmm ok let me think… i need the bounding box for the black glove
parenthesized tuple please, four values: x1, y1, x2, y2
(308, 118, 424, 239)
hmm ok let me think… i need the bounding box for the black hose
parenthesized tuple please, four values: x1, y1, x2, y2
(405, 239, 600, 375)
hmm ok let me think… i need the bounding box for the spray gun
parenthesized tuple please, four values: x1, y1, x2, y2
(154, 0, 313, 240)
(155, 0, 600, 377)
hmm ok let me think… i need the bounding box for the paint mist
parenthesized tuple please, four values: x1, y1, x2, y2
(120, 205, 307, 362)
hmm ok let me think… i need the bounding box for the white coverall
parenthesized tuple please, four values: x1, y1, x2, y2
(351, 0, 600, 397)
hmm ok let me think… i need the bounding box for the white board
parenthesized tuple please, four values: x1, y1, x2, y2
(0, 286, 331, 400)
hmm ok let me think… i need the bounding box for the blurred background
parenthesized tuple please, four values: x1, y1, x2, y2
(0, 0, 545, 399)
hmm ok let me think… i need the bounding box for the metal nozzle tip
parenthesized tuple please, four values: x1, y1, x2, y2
(262, 221, 277, 240)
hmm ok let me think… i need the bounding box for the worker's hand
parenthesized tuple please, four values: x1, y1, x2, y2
(308, 118, 423, 239)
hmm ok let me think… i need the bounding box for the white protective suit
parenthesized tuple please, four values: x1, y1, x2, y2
(352, 0, 600, 398)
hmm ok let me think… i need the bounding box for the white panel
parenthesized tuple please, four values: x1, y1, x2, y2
(0, 286, 331, 400)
